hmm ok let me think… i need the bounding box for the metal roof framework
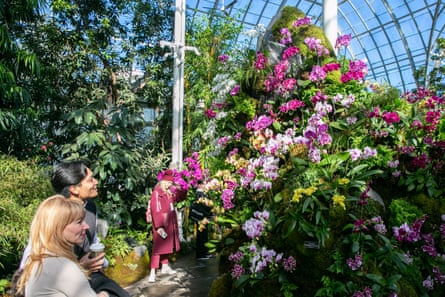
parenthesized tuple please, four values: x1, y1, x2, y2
(186, 0, 445, 92)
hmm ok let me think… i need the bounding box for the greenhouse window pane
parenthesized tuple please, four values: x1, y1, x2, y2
(399, 18, 420, 37)
(406, 34, 424, 50)
(373, 1, 392, 23)
(186, 1, 444, 92)
(412, 11, 433, 31)
(363, 16, 379, 29)
(244, 13, 262, 24)
(406, 0, 427, 11)
(372, 30, 391, 45)
(392, 3, 410, 18)
(246, 3, 264, 15)
(390, 39, 405, 51)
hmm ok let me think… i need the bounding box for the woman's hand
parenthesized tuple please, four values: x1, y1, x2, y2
(79, 252, 105, 272)
(157, 227, 168, 239)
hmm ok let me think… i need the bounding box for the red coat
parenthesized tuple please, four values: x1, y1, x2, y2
(149, 182, 187, 255)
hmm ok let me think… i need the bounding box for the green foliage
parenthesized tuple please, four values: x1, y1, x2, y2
(0, 0, 42, 157)
(268, 6, 335, 67)
(0, 155, 52, 277)
(0, 110, 16, 131)
(1, 0, 175, 228)
(388, 199, 423, 227)
(59, 94, 146, 225)
(0, 278, 9, 295)
(126, 228, 150, 247)
(270, 6, 306, 33)
(61, 119, 170, 227)
(414, 38, 445, 94)
(0, 0, 41, 102)
(2, 0, 445, 295)
(101, 227, 150, 268)
(192, 6, 445, 297)
(183, 12, 246, 155)
(231, 95, 258, 120)
(102, 228, 133, 266)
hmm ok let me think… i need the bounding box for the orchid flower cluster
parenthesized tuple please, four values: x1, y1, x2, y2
(347, 211, 445, 295)
(190, 9, 445, 297)
(228, 210, 296, 281)
(158, 152, 204, 191)
(339, 182, 445, 296)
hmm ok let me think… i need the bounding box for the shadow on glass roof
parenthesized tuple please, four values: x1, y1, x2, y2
(186, 0, 444, 93)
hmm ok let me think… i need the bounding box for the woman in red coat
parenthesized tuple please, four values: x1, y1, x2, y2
(147, 169, 187, 282)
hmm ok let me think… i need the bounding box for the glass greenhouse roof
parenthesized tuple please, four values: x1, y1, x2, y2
(186, 0, 445, 93)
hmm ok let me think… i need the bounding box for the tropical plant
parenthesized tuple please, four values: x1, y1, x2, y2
(2, 0, 178, 227)
(0, 0, 41, 156)
(0, 278, 9, 295)
(180, 6, 445, 297)
(183, 12, 247, 159)
(0, 155, 53, 278)
(414, 38, 445, 94)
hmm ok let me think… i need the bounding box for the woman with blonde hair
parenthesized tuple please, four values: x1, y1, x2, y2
(16, 195, 109, 297)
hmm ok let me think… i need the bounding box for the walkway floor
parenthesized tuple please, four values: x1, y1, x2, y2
(125, 252, 220, 297)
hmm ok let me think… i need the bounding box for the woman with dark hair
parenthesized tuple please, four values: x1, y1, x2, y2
(50, 160, 91, 198)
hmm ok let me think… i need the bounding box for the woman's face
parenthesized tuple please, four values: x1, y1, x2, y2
(63, 216, 89, 245)
(72, 168, 99, 201)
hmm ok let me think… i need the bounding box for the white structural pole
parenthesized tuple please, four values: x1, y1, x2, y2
(323, 0, 338, 53)
(171, 0, 186, 170)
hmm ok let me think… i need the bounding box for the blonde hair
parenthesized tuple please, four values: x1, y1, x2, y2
(159, 180, 173, 193)
(16, 195, 87, 293)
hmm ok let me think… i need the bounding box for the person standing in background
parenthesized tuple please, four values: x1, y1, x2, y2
(16, 195, 109, 297)
(190, 187, 213, 260)
(146, 169, 188, 282)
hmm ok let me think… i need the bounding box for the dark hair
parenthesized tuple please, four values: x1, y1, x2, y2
(195, 188, 207, 199)
(51, 161, 89, 198)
